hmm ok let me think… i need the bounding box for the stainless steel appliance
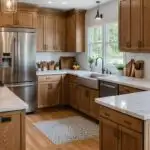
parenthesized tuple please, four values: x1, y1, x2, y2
(100, 81, 119, 97)
(0, 27, 36, 113)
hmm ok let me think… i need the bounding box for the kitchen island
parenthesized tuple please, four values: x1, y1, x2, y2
(0, 87, 27, 150)
(95, 91, 150, 150)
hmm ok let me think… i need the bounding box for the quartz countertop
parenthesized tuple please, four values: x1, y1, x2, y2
(0, 87, 28, 113)
(36, 70, 92, 76)
(95, 91, 150, 120)
(98, 75, 150, 90)
(37, 70, 150, 90)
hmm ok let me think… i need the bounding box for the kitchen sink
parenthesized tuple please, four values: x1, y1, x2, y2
(78, 73, 108, 89)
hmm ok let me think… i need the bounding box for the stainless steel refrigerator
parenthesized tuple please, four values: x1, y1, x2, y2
(0, 27, 36, 113)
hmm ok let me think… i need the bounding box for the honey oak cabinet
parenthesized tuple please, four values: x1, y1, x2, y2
(37, 13, 66, 52)
(0, 13, 15, 26)
(78, 86, 90, 114)
(0, 11, 37, 28)
(90, 89, 99, 119)
(99, 105, 143, 150)
(119, 0, 150, 52)
(100, 118, 118, 150)
(66, 10, 85, 52)
(119, 85, 143, 95)
(16, 11, 37, 28)
(0, 111, 25, 150)
(37, 75, 62, 108)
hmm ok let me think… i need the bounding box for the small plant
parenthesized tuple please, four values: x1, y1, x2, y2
(115, 64, 125, 70)
(88, 57, 95, 71)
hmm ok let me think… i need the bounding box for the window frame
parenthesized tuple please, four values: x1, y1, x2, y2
(88, 22, 124, 65)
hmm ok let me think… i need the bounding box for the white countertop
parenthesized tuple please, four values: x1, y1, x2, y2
(37, 70, 150, 90)
(95, 91, 150, 120)
(36, 70, 92, 77)
(98, 75, 150, 90)
(0, 87, 28, 113)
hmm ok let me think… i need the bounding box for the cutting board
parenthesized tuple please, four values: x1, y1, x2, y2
(60, 57, 75, 69)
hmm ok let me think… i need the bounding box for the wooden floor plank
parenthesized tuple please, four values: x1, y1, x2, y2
(26, 108, 99, 150)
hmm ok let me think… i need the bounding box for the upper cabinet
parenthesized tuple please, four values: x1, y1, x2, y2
(0, 3, 37, 28)
(37, 12, 66, 52)
(119, 0, 150, 52)
(66, 10, 86, 52)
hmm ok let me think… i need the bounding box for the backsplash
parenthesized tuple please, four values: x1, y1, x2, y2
(36, 52, 76, 62)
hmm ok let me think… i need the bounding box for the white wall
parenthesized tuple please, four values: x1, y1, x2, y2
(36, 52, 76, 62)
(76, 0, 118, 72)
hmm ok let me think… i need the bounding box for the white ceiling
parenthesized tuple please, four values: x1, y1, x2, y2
(18, 0, 113, 10)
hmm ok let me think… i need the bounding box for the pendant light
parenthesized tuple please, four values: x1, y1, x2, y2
(95, 1, 103, 20)
(1, 0, 17, 13)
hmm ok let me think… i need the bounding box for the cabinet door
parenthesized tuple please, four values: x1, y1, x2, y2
(119, 0, 131, 51)
(66, 13, 76, 52)
(47, 82, 61, 107)
(69, 83, 79, 109)
(38, 81, 61, 108)
(37, 14, 44, 51)
(142, 0, 150, 50)
(79, 86, 90, 114)
(0, 112, 21, 150)
(119, 126, 143, 150)
(90, 89, 99, 119)
(100, 118, 119, 150)
(130, 0, 142, 50)
(76, 12, 85, 52)
(38, 82, 49, 108)
(44, 15, 55, 51)
(17, 11, 37, 28)
(55, 15, 66, 51)
(0, 13, 14, 26)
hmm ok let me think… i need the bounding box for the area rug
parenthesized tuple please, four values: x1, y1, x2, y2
(34, 116, 99, 144)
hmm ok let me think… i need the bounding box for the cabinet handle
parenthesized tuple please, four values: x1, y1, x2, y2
(138, 40, 142, 48)
(0, 117, 11, 123)
(126, 42, 131, 48)
(48, 84, 52, 89)
(124, 120, 132, 126)
(104, 112, 110, 117)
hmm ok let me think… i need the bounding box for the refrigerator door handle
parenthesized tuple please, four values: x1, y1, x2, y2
(6, 82, 36, 88)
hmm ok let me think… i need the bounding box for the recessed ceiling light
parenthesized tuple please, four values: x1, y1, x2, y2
(48, 1, 52, 4)
(62, 1, 68, 5)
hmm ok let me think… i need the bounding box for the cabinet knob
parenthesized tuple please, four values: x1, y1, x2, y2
(48, 84, 52, 89)
(138, 40, 142, 48)
(126, 42, 131, 48)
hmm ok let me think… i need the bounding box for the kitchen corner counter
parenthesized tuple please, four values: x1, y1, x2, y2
(0, 87, 28, 113)
(98, 75, 150, 90)
(95, 91, 150, 120)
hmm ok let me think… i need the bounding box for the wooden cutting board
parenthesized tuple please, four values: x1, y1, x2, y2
(60, 57, 75, 69)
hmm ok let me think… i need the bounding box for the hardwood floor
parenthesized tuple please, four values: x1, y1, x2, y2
(26, 108, 99, 150)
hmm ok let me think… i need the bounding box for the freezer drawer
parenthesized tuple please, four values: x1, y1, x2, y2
(8, 82, 37, 113)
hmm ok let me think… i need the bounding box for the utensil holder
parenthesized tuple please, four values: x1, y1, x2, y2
(135, 69, 144, 78)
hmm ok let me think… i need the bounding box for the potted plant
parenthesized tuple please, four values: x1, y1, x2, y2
(115, 64, 124, 76)
(88, 57, 95, 71)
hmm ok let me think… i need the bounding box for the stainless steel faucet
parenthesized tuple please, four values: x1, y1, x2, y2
(95, 57, 105, 74)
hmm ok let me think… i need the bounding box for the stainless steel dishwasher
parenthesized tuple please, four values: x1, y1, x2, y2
(100, 81, 119, 97)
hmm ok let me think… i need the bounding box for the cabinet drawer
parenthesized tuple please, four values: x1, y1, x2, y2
(100, 106, 143, 132)
(38, 75, 62, 82)
(119, 85, 143, 94)
(68, 75, 78, 83)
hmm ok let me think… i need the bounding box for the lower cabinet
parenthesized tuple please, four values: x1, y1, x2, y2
(0, 111, 25, 150)
(38, 81, 61, 108)
(100, 116, 143, 150)
(69, 82, 79, 109)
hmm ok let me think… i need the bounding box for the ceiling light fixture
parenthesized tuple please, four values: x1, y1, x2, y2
(95, 1, 103, 20)
(62, 1, 68, 5)
(1, 0, 17, 13)
(48, 1, 52, 4)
